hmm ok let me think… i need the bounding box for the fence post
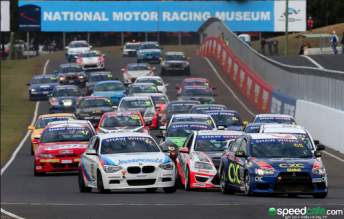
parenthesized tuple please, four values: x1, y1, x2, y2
(145, 32, 148, 41)
(179, 32, 181, 46)
(121, 32, 124, 46)
(27, 32, 30, 59)
(8, 32, 14, 60)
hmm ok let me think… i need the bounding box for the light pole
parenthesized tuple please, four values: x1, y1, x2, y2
(285, 0, 289, 56)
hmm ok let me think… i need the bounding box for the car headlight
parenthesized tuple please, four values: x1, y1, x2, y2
(182, 63, 189, 68)
(80, 113, 90, 117)
(194, 162, 212, 170)
(102, 165, 123, 173)
(312, 167, 326, 175)
(159, 162, 173, 170)
(31, 89, 37, 92)
(59, 77, 65, 80)
(168, 146, 175, 151)
(39, 153, 54, 158)
(78, 76, 84, 79)
(255, 168, 275, 176)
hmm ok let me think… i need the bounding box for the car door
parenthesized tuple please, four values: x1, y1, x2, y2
(83, 137, 97, 182)
(89, 138, 101, 183)
(237, 138, 248, 187)
(178, 133, 194, 180)
(227, 137, 243, 188)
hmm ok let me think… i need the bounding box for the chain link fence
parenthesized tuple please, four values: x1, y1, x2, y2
(198, 17, 344, 110)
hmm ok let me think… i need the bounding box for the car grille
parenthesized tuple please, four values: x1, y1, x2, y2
(273, 172, 313, 193)
(146, 54, 153, 57)
(51, 164, 66, 169)
(127, 166, 141, 174)
(127, 166, 156, 174)
(170, 63, 182, 67)
(142, 166, 155, 173)
(68, 163, 78, 168)
(162, 178, 172, 182)
(195, 176, 208, 183)
(66, 76, 78, 80)
(127, 179, 156, 186)
(128, 51, 136, 55)
(110, 180, 120, 184)
(84, 64, 98, 68)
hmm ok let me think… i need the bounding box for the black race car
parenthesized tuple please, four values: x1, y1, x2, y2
(54, 64, 87, 88)
(160, 51, 190, 76)
(85, 72, 117, 95)
(160, 100, 200, 126)
(177, 86, 217, 104)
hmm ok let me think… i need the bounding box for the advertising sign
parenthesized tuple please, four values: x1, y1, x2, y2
(1, 1, 10, 32)
(270, 90, 297, 118)
(18, 1, 306, 32)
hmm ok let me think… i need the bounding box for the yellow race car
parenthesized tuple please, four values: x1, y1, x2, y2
(28, 113, 76, 155)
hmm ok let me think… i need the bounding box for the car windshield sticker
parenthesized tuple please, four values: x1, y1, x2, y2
(194, 106, 226, 111)
(105, 112, 139, 118)
(174, 116, 208, 121)
(252, 138, 305, 144)
(166, 52, 185, 56)
(90, 73, 111, 76)
(206, 112, 238, 117)
(184, 87, 210, 90)
(169, 124, 212, 130)
(46, 127, 90, 132)
(33, 76, 57, 79)
(170, 103, 198, 106)
(102, 137, 154, 144)
(41, 116, 74, 120)
(122, 98, 150, 102)
(128, 63, 149, 67)
(196, 135, 240, 141)
(84, 97, 110, 101)
(45, 144, 87, 150)
(255, 117, 295, 122)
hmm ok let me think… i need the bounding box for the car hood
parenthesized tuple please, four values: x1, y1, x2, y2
(202, 151, 225, 167)
(93, 91, 126, 96)
(120, 107, 148, 115)
(68, 48, 90, 53)
(82, 57, 99, 63)
(98, 152, 170, 166)
(54, 96, 80, 104)
(252, 157, 316, 172)
(180, 96, 214, 103)
(164, 137, 187, 147)
(30, 83, 58, 90)
(39, 141, 89, 153)
(79, 107, 112, 114)
(127, 70, 151, 76)
(98, 126, 144, 133)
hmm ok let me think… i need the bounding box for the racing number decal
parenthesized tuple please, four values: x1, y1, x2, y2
(228, 163, 241, 184)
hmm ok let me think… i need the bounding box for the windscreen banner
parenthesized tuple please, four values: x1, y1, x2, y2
(1, 1, 10, 32)
(18, 1, 306, 32)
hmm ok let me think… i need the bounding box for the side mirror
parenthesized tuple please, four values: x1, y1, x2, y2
(212, 87, 217, 90)
(54, 70, 58, 73)
(176, 94, 181, 96)
(235, 151, 245, 157)
(26, 83, 30, 86)
(86, 149, 97, 155)
(152, 67, 156, 70)
(313, 140, 320, 145)
(227, 139, 235, 148)
(217, 126, 225, 130)
(112, 106, 118, 109)
(314, 151, 322, 157)
(162, 146, 169, 152)
(145, 121, 153, 126)
(160, 126, 166, 130)
(121, 69, 125, 71)
(159, 58, 163, 60)
(316, 144, 325, 151)
(102, 54, 106, 57)
(242, 121, 248, 126)
(175, 86, 179, 89)
(31, 139, 39, 145)
(187, 57, 191, 60)
(155, 104, 160, 108)
(156, 133, 164, 138)
(120, 48, 123, 50)
(179, 148, 189, 153)
(28, 126, 35, 130)
(34, 135, 41, 140)
(213, 94, 218, 97)
(65, 46, 69, 49)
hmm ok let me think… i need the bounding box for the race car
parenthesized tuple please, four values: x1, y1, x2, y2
(243, 123, 266, 133)
(160, 100, 200, 126)
(258, 124, 325, 157)
(177, 130, 243, 190)
(92, 81, 126, 105)
(134, 93, 169, 117)
(177, 86, 217, 104)
(134, 76, 168, 93)
(136, 41, 163, 63)
(156, 122, 213, 162)
(54, 64, 87, 88)
(175, 78, 216, 95)
(122, 63, 154, 85)
(160, 51, 190, 75)
(32, 122, 95, 176)
(76, 50, 105, 70)
(86, 72, 117, 95)
(28, 114, 76, 155)
(162, 114, 218, 131)
(252, 114, 297, 125)
(204, 110, 248, 131)
(219, 133, 327, 198)
(190, 104, 227, 114)
(65, 40, 92, 61)
(26, 75, 59, 101)
(97, 111, 150, 134)
(117, 96, 160, 129)
(121, 41, 140, 57)
(48, 85, 83, 114)
(75, 96, 115, 127)
(127, 83, 160, 96)
(78, 133, 177, 193)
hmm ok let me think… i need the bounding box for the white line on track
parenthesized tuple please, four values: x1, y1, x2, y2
(1, 60, 50, 219)
(301, 55, 324, 69)
(203, 57, 255, 117)
(322, 151, 344, 163)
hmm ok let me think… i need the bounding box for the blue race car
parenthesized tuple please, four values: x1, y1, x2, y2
(26, 75, 59, 101)
(137, 42, 163, 63)
(48, 85, 82, 114)
(54, 64, 87, 88)
(204, 110, 248, 131)
(92, 81, 126, 105)
(243, 123, 266, 133)
(219, 133, 327, 198)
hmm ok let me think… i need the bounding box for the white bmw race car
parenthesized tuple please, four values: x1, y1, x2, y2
(78, 132, 177, 193)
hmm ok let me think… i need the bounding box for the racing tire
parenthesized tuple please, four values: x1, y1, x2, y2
(163, 167, 177, 193)
(31, 144, 34, 156)
(67, 58, 71, 62)
(220, 168, 235, 194)
(313, 192, 328, 198)
(137, 60, 141, 63)
(184, 167, 192, 191)
(34, 162, 45, 177)
(97, 170, 111, 193)
(145, 188, 158, 193)
(78, 169, 92, 193)
(244, 171, 252, 196)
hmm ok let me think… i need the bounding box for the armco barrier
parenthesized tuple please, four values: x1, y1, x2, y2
(270, 90, 297, 118)
(295, 100, 344, 154)
(197, 37, 273, 113)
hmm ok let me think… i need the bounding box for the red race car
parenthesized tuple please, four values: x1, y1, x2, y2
(97, 111, 151, 134)
(32, 121, 95, 176)
(175, 78, 216, 94)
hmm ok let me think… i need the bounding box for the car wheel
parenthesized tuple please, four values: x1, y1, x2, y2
(220, 168, 235, 194)
(79, 168, 92, 193)
(137, 60, 141, 63)
(67, 58, 71, 62)
(34, 161, 45, 177)
(185, 167, 191, 191)
(97, 170, 110, 193)
(31, 144, 34, 156)
(163, 167, 177, 193)
(244, 171, 252, 196)
(313, 192, 328, 198)
(145, 188, 158, 193)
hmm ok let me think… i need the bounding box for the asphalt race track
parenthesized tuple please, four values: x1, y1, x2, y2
(2, 56, 344, 219)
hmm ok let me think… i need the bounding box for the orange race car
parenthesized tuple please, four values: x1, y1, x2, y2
(28, 113, 76, 155)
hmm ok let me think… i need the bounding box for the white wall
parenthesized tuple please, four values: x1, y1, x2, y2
(295, 100, 344, 153)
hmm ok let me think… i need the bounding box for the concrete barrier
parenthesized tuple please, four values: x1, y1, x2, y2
(304, 47, 342, 55)
(295, 100, 344, 153)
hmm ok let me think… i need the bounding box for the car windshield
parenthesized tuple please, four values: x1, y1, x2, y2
(255, 117, 296, 125)
(135, 78, 163, 85)
(41, 127, 93, 143)
(127, 65, 151, 71)
(195, 140, 228, 151)
(79, 98, 112, 108)
(101, 114, 142, 127)
(139, 44, 160, 50)
(120, 99, 152, 109)
(128, 85, 158, 94)
(151, 96, 168, 104)
(125, 44, 139, 49)
(89, 74, 113, 82)
(80, 52, 101, 58)
(36, 116, 75, 129)
(69, 43, 88, 48)
(53, 88, 81, 97)
(100, 137, 159, 154)
(209, 113, 241, 125)
(61, 66, 82, 73)
(95, 83, 124, 92)
(182, 88, 212, 96)
(290, 133, 314, 150)
(166, 124, 212, 137)
(172, 117, 215, 129)
(32, 77, 58, 84)
(165, 54, 186, 60)
(183, 81, 209, 87)
(251, 139, 313, 158)
(166, 104, 195, 113)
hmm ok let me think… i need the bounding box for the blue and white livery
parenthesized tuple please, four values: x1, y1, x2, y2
(136, 42, 163, 63)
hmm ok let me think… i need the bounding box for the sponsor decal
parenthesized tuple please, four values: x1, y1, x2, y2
(247, 162, 252, 167)
(227, 163, 241, 184)
(287, 168, 301, 172)
(40, 159, 59, 163)
(193, 183, 206, 187)
(18, 4, 41, 31)
(74, 158, 81, 162)
(198, 169, 210, 174)
(255, 176, 263, 181)
(233, 63, 238, 80)
(136, 174, 148, 178)
(59, 150, 73, 154)
(118, 158, 163, 165)
(279, 163, 305, 168)
(161, 173, 173, 177)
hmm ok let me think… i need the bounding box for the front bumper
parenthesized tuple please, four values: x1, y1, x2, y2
(50, 105, 77, 113)
(35, 157, 82, 173)
(29, 90, 53, 100)
(162, 66, 190, 75)
(82, 62, 105, 70)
